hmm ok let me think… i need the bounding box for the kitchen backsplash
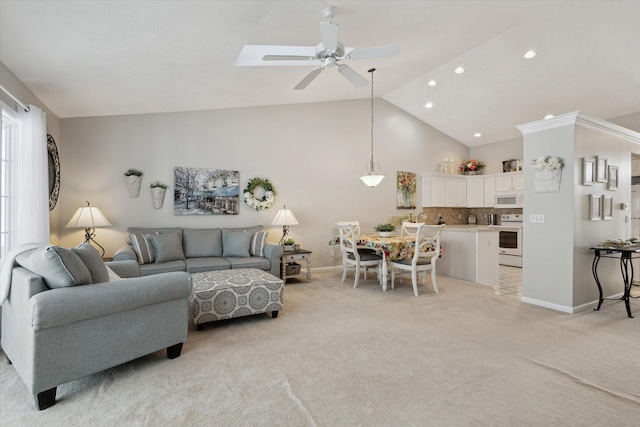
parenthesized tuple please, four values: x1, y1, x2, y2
(389, 207, 523, 226)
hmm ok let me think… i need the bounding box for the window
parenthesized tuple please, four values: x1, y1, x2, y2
(1, 104, 18, 259)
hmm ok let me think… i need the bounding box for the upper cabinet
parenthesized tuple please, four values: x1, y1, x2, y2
(422, 171, 523, 208)
(495, 171, 523, 192)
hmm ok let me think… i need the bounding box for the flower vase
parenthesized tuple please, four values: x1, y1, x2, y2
(533, 169, 562, 193)
(378, 232, 392, 238)
(151, 187, 166, 208)
(125, 175, 142, 198)
(467, 171, 475, 176)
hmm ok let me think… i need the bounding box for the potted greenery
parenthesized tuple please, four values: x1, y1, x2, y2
(374, 223, 396, 238)
(150, 181, 168, 209)
(124, 168, 143, 198)
(282, 237, 296, 252)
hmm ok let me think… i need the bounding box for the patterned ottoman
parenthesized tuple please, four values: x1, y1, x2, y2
(189, 268, 284, 330)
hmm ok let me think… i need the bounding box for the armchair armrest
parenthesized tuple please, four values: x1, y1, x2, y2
(30, 272, 192, 331)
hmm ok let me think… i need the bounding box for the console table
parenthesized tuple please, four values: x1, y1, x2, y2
(281, 249, 312, 283)
(590, 246, 640, 318)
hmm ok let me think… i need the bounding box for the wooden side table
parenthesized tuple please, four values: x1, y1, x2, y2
(281, 249, 312, 283)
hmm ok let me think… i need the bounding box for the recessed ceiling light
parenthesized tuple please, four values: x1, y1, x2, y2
(454, 67, 465, 74)
(427, 80, 437, 87)
(544, 114, 554, 119)
(524, 50, 537, 59)
(425, 102, 433, 109)
(474, 133, 482, 138)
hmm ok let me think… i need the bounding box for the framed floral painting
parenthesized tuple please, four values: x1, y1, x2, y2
(397, 171, 416, 209)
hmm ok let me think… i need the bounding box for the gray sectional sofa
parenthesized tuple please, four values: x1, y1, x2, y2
(113, 225, 283, 278)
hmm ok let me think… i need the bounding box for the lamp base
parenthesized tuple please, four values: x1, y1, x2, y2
(84, 227, 106, 257)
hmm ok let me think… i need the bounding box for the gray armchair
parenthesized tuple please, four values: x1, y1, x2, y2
(1, 252, 192, 410)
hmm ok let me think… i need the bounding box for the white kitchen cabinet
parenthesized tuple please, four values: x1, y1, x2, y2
(495, 171, 523, 192)
(467, 176, 484, 207)
(455, 177, 467, 206)
(438, 227, 499, 284)
(421, 173, 445, 207)
(483, 176, 496, 208)
(633, 159, 640, 177)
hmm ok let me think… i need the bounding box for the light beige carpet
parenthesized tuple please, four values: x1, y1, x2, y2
(2, 270, 640, 426)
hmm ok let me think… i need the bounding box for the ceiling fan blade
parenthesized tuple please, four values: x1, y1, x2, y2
(263, 55, 316, 62)
(337, 64, 368, 87)
(294, 67, 324, 90)
(348, 44, 400, 60)
(320, 22, 339, 52)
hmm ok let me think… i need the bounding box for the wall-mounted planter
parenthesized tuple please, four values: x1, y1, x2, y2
(151, 187, 166, 209)
(125, 175, 142, 198)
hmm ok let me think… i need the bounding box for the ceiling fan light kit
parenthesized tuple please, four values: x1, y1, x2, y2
(236, 5, 399, 90)
(360, 68, 384, 188)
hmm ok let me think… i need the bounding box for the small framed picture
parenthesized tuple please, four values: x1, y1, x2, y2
(602, 196, 613, 220)
(608, 165, 618, 191)
(596, 156, 608, 183)
(590, 194, 602, 221)
(583, 158, 595, 186)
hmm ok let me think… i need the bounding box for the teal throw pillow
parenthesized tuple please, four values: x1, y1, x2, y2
(16, 245, 92, 288)
(149, 232, 185, 264)
(222, 229, 252, 258)
(71, 242, 109, 284)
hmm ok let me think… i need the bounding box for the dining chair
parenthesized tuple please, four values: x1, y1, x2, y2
(390, 224, 445, 296)
(336, 220, 378, 277)
(400, 221, 423, 236)
(336, 222, 383, 288)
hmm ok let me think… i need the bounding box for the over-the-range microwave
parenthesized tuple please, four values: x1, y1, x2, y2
(495, 193, 523, 208)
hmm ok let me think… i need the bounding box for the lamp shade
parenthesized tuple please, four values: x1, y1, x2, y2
(65, 203, 111, 229)
(360, 173, 385, 187)
(271, 208, 299, 226)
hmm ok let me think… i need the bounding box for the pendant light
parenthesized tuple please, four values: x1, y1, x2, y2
(360, 68, 385, 187)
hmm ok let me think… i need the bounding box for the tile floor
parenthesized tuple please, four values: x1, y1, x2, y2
(486, 265, 522, 300)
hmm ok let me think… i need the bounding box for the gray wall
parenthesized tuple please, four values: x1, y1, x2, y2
(59, 99, 470, 267)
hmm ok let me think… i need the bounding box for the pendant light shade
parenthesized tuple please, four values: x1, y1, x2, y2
(360, 68, 384, 187)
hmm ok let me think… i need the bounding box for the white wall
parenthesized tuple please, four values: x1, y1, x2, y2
(59, 99, 469, 267)
(520, 113, 640, 312)
(470, 136, 523, 174)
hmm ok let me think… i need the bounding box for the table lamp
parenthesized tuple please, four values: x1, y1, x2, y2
(271, 206, 299, 245)
(65, 201, 112, 256)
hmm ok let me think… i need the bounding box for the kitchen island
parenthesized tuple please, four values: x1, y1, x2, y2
(438, 225, 499, 284)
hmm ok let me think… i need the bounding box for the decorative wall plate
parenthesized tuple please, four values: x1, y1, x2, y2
(47, 134, 60, 210)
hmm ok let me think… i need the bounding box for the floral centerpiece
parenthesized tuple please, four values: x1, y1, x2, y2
(531, 155, 564, 193)
(374, 223, 396, 238)
(459, 159, 486, 175)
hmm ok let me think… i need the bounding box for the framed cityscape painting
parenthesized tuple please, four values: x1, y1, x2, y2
(397, 171, 416, 209)
(174, 167, 239, 215)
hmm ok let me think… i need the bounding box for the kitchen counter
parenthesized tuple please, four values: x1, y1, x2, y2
(437, 224, 495, 232)
(438, 227, 499, 284)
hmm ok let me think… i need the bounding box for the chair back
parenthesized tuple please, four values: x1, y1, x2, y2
(336, 222, 359, 259)
(337, 220, 362, 234)
(413, 224, 445, 261)
(401, 221, 423, 236)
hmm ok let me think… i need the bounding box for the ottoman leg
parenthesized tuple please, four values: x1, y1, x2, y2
(272, 311, 279, 318)
(196, 324, 204, 331)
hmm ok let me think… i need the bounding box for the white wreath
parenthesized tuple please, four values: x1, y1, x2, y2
(243, 178, 276, 211)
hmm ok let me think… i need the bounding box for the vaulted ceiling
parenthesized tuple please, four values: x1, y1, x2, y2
(1, 1, 638, 147)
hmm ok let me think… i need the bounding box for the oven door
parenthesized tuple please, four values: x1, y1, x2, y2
(498, 228, 522, 256)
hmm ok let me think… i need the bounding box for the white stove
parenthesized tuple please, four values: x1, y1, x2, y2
(489, 214, 523, 267)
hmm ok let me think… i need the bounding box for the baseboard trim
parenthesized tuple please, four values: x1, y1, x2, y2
(522, 292, 625, 314)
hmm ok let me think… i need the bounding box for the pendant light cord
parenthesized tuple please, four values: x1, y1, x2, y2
(368, 68, 376, 171)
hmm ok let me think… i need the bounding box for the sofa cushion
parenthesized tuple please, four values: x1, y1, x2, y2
(71, 242, 109, 284)
(183, 228, 223, 258)
(149, 232, 185, 263)
(185, 257, 231, 274)
(16, 245, 92, 288)
(105, 265, 123, 281)
(222, 229, 253, 258)
(126, 227, 182, 245)
(250, 231, 268, 257)
(139, 260, 187, 276)
(225, 256, 271, 271)
(130, 233, 156, 264)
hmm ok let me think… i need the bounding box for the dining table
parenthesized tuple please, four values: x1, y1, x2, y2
(330, 233, 418, 291)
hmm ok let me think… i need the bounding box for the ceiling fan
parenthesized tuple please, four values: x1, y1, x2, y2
(235, 5, 400, 90)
